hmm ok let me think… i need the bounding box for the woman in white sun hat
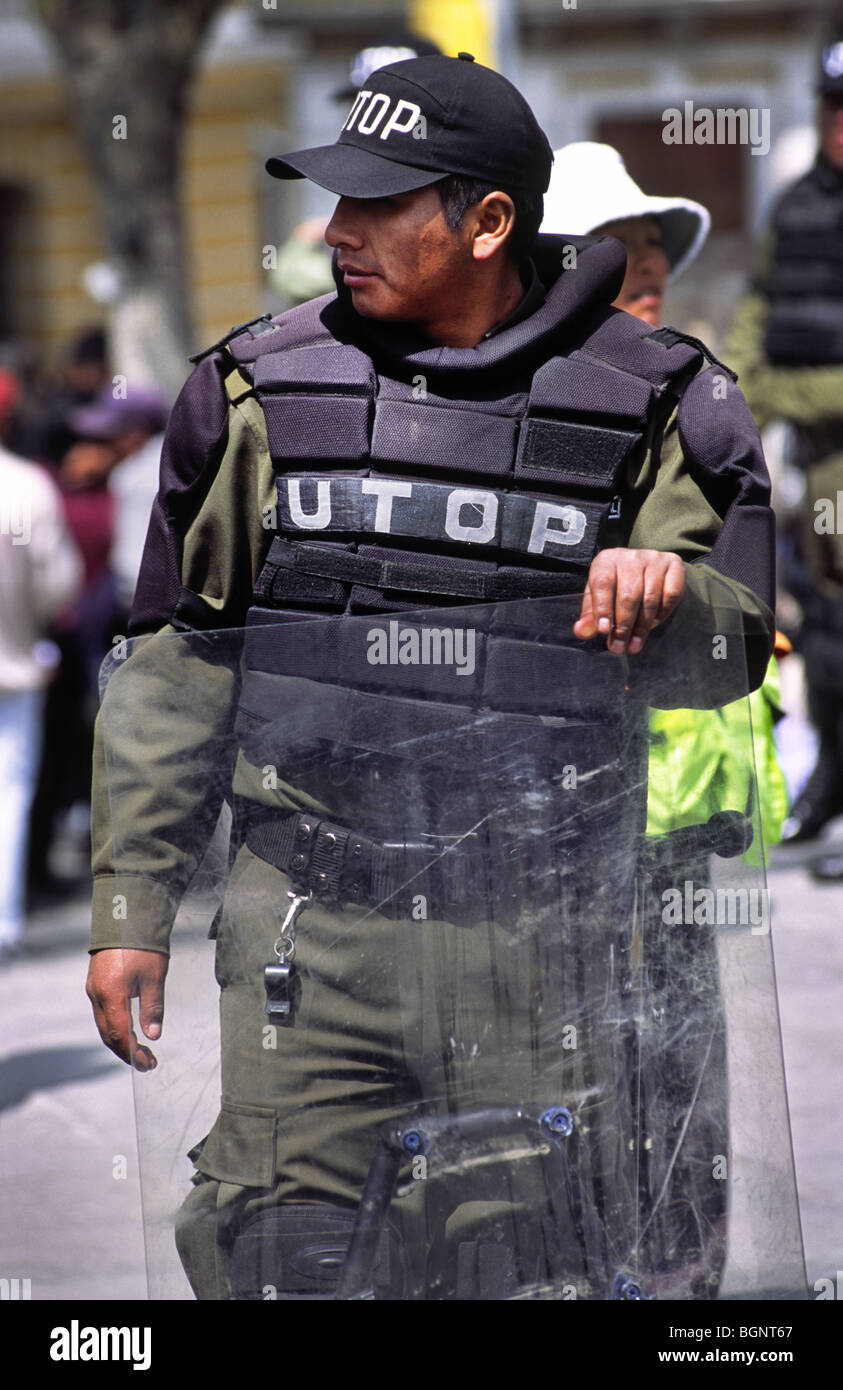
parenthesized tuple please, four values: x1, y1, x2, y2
(541, 141, 710, 326)
(543, 142, 789, 855)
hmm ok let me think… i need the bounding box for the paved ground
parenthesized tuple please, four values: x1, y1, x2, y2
(0, 839, 840, 1302)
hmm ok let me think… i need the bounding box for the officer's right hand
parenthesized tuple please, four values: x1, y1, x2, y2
(86, 948, 169, 1072)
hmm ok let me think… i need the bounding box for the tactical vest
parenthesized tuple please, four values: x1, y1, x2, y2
(223, 298, 701, 618)
(214, 278, 707, 901)
(764, 157, 843, 365)
(192, 261, 711, 760)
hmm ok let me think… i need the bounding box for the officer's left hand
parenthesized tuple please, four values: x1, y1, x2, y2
(573, 548, 685, 654)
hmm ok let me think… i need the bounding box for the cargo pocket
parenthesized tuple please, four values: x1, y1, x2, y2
(193, 1102, 278, 1189)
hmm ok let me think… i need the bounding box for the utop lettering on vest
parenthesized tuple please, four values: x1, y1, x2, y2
(267, 476, 590, 557)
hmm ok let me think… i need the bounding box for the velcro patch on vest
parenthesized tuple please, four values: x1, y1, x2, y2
(515, 419, 638, 490)
(275, 474, 605, 565)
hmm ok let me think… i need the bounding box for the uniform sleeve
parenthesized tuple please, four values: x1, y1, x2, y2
(626, 365, 775, 698)
(89, 355, 278, 954)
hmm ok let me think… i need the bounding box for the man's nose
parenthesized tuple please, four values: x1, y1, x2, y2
(325, 197, 363, 249)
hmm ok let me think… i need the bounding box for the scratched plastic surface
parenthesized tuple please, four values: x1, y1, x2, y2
(99, 585, 806, 1300)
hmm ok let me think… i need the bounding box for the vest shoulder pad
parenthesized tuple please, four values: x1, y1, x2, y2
(575, 309, 704, 392)
(188, 313, 277, 364)
(226, 294, 339, 371)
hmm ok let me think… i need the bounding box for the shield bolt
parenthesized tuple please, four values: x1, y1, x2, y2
(540, 1106, 573, 1138)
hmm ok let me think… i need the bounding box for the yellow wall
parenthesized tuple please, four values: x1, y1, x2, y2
(0, 75, 105, 364)
(0, 55, 288, 368)
(185, 57, 288, 352)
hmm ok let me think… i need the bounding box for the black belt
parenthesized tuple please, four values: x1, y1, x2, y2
(241, 805, 493, 922)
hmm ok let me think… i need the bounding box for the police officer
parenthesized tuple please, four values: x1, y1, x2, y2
(87, 54, 775, 1298)
(726, 23, 843, 865)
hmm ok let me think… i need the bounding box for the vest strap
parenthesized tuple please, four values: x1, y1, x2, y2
(242, 609, 625, 715)
(260, 537, 584, 604)
(647, 327, 737, 383)
(189, 314, 275, 364)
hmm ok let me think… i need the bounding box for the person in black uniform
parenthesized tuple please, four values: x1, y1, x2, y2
(726, 19, 843, 865)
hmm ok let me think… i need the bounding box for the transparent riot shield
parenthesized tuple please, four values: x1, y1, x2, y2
(97, 583, 806, 1300)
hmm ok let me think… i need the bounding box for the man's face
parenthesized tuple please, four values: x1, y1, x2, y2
(820, 95, 843, 170)
(324, 185, 471, 330)
(597, 215, 670, 328)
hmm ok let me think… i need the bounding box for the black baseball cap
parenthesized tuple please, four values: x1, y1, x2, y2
(267, 53, 553, 198)
(818, 11, 843, 95)
(820, 42, 843, 96)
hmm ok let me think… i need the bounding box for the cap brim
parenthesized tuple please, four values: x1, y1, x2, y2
(266, 143, 450, 199)
(590, 198, 710, 280)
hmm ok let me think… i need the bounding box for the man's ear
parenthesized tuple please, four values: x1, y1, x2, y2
(470, 192, 516, 263)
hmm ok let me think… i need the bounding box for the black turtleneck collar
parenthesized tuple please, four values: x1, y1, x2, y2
(326, 233, 627, 376)
(481, 259, 546, 340)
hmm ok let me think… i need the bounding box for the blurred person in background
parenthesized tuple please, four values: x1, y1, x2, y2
(543, 143, 789, 856)
(0, 368, 82, 957)
(67, 387, 168, 619)
(27, 386, 167, 897)
(27, 375, 117, 898)
(726, 16, 843, 874)
(10, 326, 109, 468)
